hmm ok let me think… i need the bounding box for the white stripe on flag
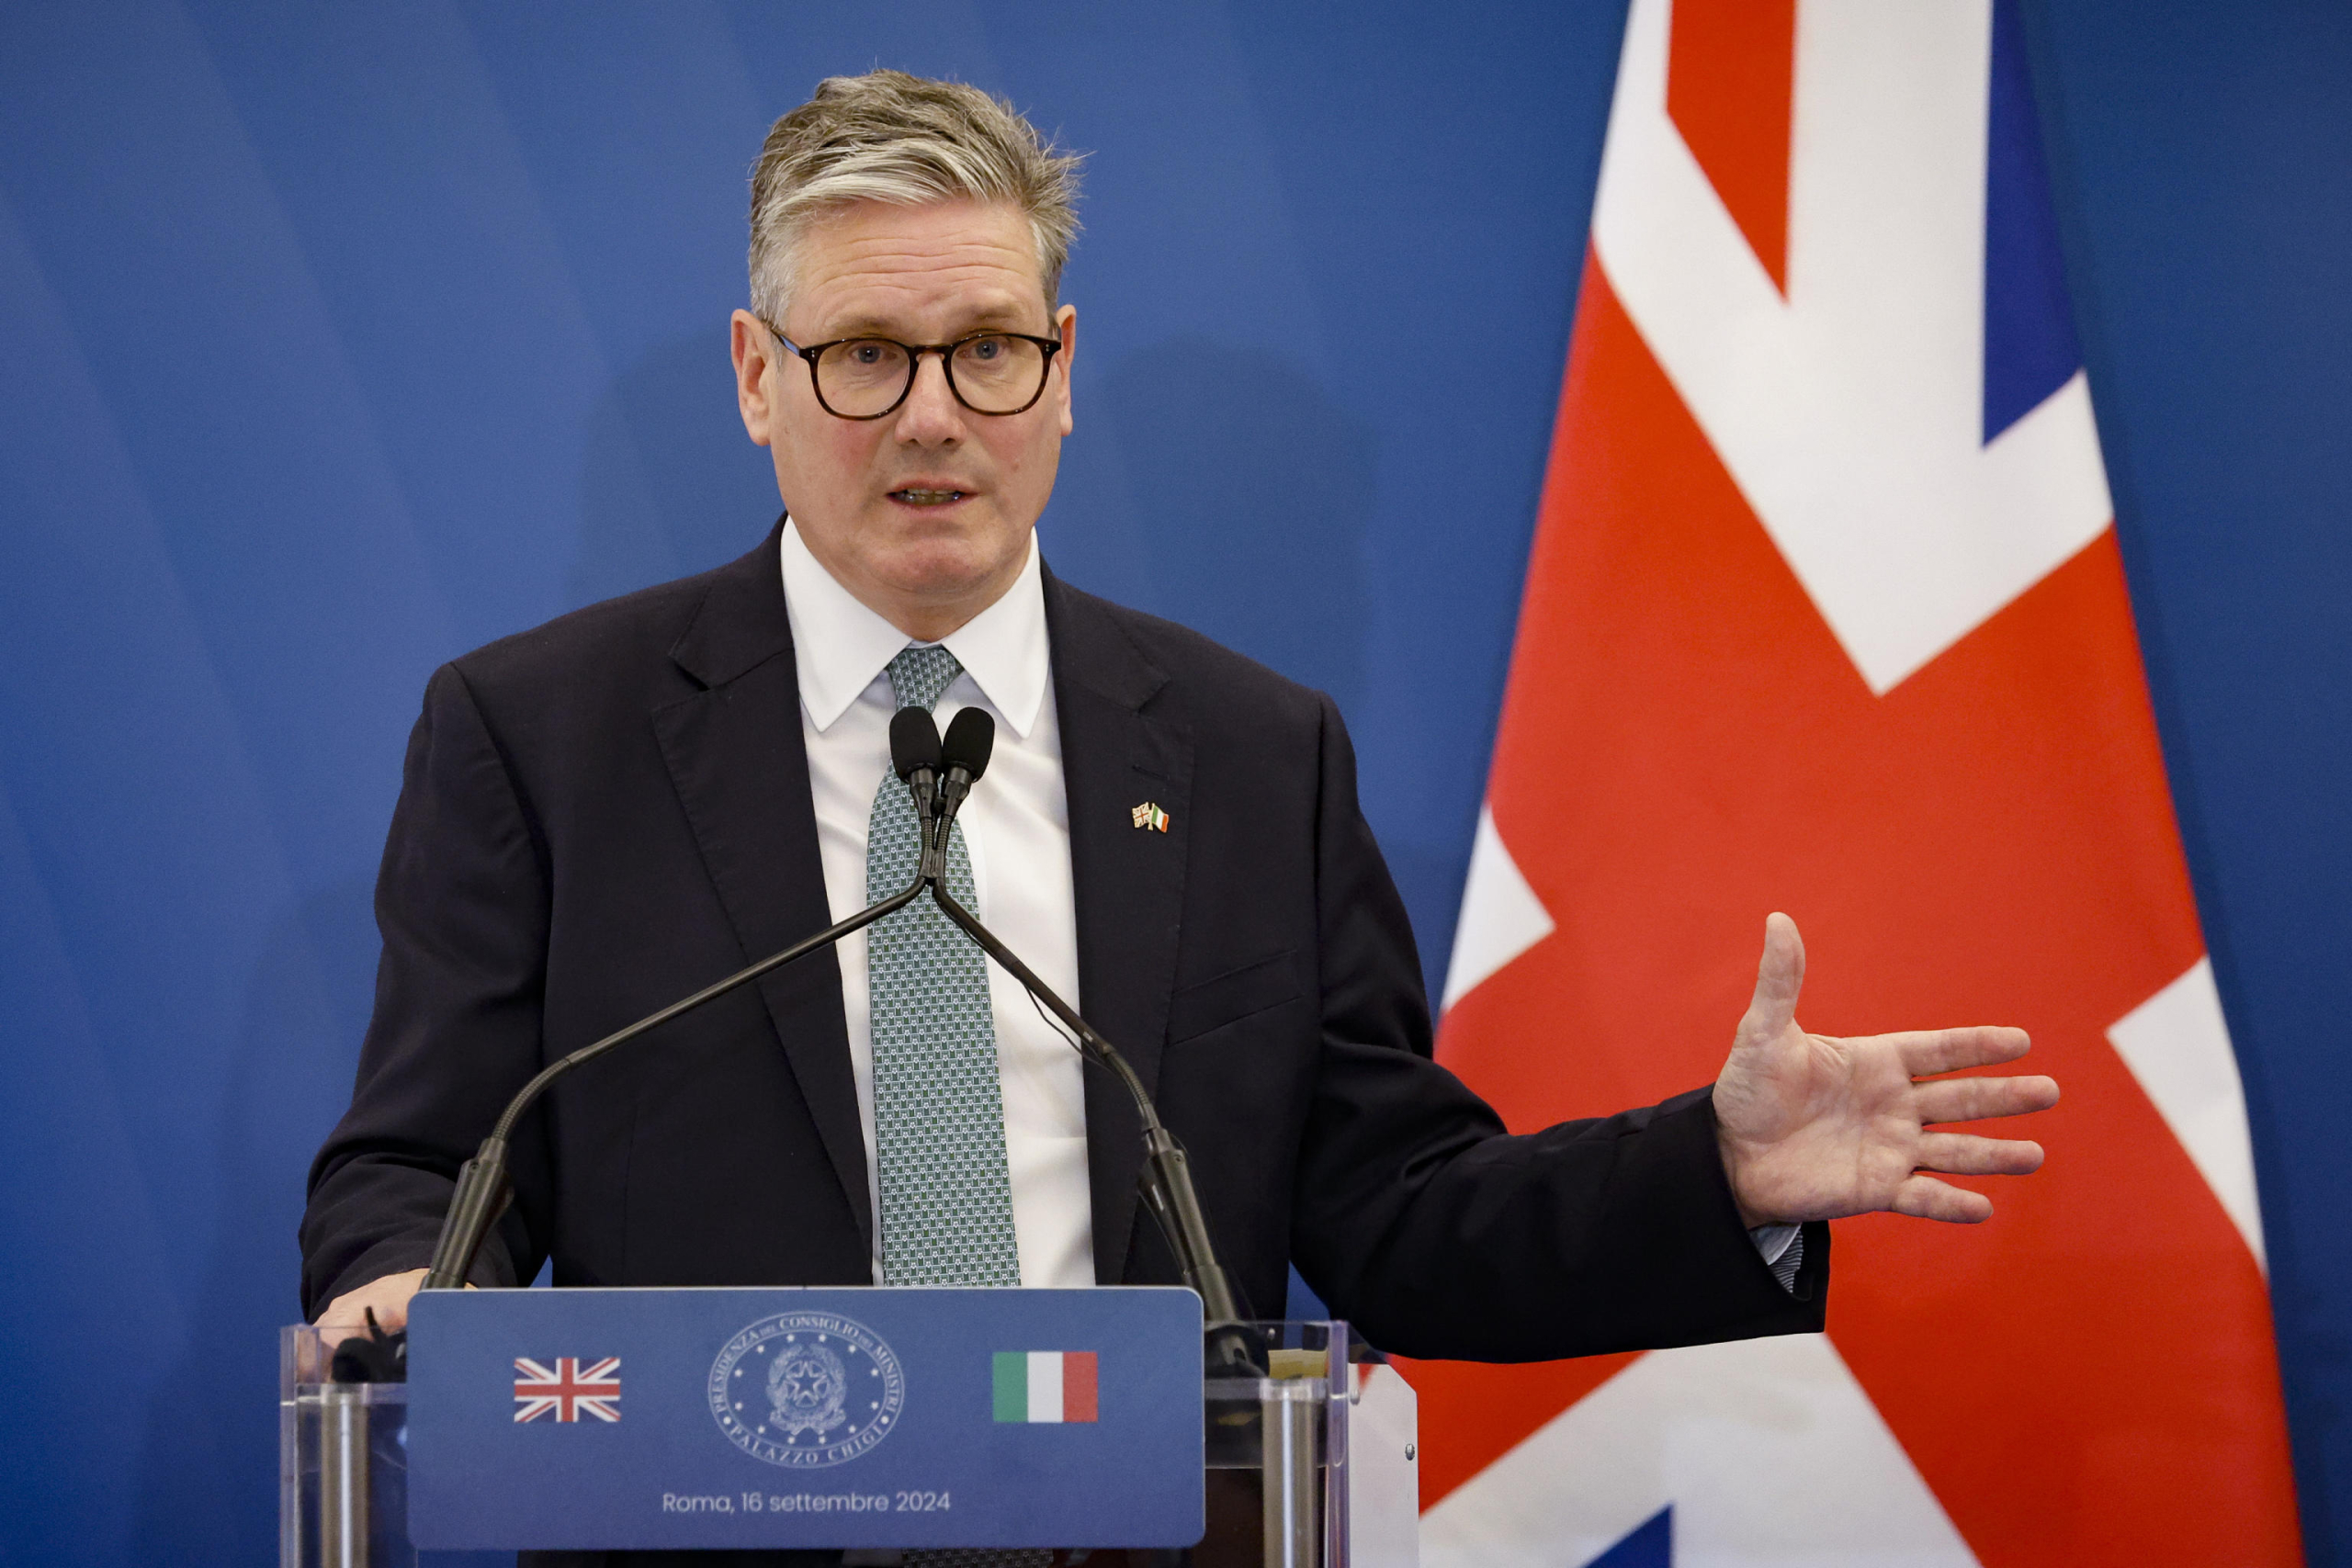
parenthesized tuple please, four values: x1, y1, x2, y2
(1441, 805, 1555, 1012)
(2107, 956, 2267, 1271)
(1026, 1350, 1064, 1424)
(1422, 1335, 1975, 1565)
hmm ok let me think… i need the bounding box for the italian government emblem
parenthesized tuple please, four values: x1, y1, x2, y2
(707, 1312, 906, 1468)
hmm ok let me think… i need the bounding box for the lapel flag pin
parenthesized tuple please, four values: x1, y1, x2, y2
(1130, 801, 1170, 833)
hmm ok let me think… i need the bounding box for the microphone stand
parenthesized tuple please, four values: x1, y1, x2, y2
(422, 705, 1262, 1373)
(922, 710, 1263, 1375)
(927, 878, 1263, 1374)
(424, 710, 954, 1292)
(419, 874, 929, 1292)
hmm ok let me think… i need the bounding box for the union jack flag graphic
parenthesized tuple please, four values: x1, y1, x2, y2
(512, 1357, 621, 1424)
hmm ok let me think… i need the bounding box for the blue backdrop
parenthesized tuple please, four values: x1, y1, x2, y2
(1, 3, 2346, 1562)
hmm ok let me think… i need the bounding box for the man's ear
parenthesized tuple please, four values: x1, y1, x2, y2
(730, 310, 776, 448)
(1053, 302, 1077, 437)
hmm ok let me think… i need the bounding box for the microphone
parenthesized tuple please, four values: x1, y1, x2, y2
(890, 705, 942, 827)
(922, 706, 992, 879)
(910, 708, 1261, 1374)
(939, 705, 995, 800)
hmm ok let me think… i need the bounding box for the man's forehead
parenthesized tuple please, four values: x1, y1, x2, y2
(791, 199, 1052, 334)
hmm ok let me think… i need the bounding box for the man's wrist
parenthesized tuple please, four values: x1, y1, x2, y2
(1713, 1121, 1773, 1228)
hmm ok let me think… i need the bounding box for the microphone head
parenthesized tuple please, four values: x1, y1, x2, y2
(889, 706, 942, 781)
(941, 706, 996, 782)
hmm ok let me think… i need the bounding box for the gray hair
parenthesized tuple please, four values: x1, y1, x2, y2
(749, 71, 1085, 325)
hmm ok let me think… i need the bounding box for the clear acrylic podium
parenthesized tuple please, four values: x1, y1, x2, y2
(280, 1325, 412, 1568)
(1198, 1322, 1420, 1568)
(282, 1316, 1418, 1567)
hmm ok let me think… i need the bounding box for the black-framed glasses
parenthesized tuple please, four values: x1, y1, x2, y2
(763, 320, 1063, 420)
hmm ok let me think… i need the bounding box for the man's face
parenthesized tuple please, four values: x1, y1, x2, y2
(731, 197, 1075, 639)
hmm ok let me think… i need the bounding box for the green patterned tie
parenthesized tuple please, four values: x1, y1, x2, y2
(869, 650, 1050, 1568)
(866, 645, 1023, 1289)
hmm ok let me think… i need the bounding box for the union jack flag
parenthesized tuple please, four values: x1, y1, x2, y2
(512, 1356, 621, 1424)
(1406, 0, 2298, 1562)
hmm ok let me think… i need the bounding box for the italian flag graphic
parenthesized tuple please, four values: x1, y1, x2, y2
(993, 1350, 1098, 1424)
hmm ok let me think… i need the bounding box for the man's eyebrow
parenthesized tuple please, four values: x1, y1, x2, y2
(823, 305, 1046, 338)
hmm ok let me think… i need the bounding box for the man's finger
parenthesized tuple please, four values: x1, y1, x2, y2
(315, 1267, 432, 1331)
(1915, 1132, 2045, 1177)
(318, 1299, 400, 1332)
(1914, 1074, 2062, 1125)
(1890, 1173, 1994, 1224)
(1894, 1025, 2032, 1077)
(1739, 911, 1806, 1042)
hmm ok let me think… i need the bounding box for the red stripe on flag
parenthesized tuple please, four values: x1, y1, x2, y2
(1667, 0, 1796, 292)
(1062, 1351, 1098, 1423)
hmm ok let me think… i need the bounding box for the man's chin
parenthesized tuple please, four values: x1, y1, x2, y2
(856, 530, 1030, 626)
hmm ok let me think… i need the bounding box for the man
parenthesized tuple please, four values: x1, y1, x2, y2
(304, 63, 2052, 1440)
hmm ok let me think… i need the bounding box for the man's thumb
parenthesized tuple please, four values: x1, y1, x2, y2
(1743, 911, 1806, 1040)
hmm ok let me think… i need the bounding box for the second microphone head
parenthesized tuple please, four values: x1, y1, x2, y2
(889, 706, 942, 781)
(941, 706, 996, 781)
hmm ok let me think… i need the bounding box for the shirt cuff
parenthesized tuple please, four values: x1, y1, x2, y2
(1749, 1223, 1804, 1293)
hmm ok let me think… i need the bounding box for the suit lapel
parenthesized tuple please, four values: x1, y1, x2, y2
(1045, 569, 1193, 1283)
(651, 523, 873, 1254)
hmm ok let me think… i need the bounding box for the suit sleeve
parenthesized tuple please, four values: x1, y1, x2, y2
(299, 662, 553, 1317)
(1287, 694, 1827, 1361)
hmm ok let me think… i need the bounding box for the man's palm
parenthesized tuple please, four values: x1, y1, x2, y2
(1713, 913, 2058, 1226)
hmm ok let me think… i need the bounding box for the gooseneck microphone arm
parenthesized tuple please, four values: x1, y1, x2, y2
(421, 879, 927, 1291)
(925, 708, 1260, 1372)
(419, 711, 951, 1293)
(926, 884, 1250, 1333)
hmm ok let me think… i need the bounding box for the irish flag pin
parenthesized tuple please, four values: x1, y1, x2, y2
(1130, 802, 1170, 832)
(993, 1350, 1098, 1423)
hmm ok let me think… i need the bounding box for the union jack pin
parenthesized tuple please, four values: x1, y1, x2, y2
(1130, 802, 1170, 832)
(513, 1356, 621, 1423)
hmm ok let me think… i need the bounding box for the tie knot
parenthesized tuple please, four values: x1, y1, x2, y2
(887, 644, 964, 713)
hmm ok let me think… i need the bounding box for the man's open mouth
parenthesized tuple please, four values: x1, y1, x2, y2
(890, 488, 968, 506)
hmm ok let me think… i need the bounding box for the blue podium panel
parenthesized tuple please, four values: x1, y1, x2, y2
(406, 1286, 1204, 1552)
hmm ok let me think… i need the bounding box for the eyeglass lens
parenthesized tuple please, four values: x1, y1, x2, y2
(815, 336, 1048, 417)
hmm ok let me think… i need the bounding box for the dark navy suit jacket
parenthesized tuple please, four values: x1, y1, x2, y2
(302, 523, 1826, 1361)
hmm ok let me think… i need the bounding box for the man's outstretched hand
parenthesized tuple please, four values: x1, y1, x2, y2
(1713, 913, 2060, 1227)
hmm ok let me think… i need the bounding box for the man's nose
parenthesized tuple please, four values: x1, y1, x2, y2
(894, 351, 966, 442)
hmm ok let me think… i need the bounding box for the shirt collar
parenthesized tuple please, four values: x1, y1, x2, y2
(778, 518, 1051, 739)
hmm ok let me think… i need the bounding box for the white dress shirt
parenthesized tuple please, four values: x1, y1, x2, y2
(778, 520, 1095, 1289)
